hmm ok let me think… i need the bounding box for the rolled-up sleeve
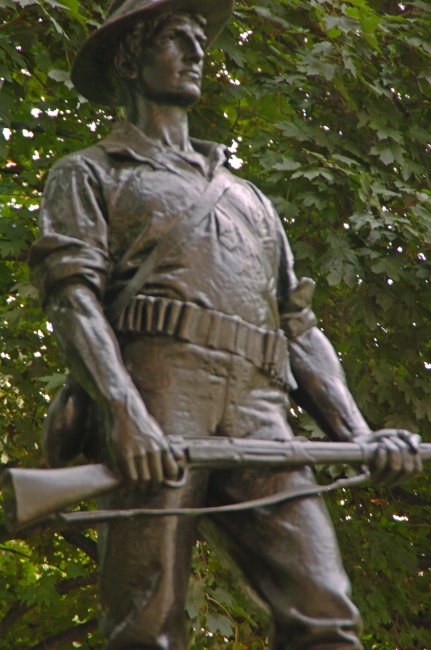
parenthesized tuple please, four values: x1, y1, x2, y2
(29, 155, 110, 306)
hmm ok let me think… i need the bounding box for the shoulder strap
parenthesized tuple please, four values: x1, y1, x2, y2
(106, 173, 229, 322)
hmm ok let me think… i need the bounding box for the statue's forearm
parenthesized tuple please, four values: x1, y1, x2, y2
(45, 283, 140, 410)
(44, 282, 175, 482)
(289, 327, 371, 442)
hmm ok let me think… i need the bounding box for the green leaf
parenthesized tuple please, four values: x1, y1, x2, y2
(47, 69, 70, 82)
(58, 0, 86, 24)
(369, 141, 404, 166)
(206, 612, 234, 637)
(273, 159, 301, 171)
(300, 54, 337, 81)
(274, 121, 310, 141)
(37, 372, 68, 391)
(324, 16, 357, 34)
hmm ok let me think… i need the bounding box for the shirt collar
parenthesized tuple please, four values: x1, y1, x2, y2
(97, 121, 228, 176)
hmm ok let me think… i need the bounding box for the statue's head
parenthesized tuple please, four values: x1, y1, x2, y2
(71, 0, 234, 107)
(113, 12, 207, 109)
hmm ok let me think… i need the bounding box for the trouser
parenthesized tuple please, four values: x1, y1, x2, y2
(97, 337, 363, 650)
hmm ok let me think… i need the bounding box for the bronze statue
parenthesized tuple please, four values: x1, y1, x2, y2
(29, 1, 422, 648)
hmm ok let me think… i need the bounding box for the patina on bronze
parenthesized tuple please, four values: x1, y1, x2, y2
(28, 1, 422, 648)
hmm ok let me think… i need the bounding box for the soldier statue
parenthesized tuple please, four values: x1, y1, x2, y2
(29, 1, 422, 648)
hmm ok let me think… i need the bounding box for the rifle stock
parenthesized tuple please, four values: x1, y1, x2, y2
(1, 464, 119, 533)
(2, 437, 431, 532)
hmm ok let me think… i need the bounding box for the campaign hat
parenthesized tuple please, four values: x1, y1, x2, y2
(71, 0, 234, 106)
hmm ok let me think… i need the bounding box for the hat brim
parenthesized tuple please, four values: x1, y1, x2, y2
(71, 0, 234, 106)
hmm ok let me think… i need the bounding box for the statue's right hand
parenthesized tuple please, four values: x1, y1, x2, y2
(108, 396, 178, 487)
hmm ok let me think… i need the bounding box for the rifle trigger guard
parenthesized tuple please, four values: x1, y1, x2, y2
(164, 465, 188, 489)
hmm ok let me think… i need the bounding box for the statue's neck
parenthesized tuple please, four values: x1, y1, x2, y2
(125, 98, 192, 152)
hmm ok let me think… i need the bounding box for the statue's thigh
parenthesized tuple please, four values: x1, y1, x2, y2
(210, 467, 362, 649)
(98, 468, 208, 649)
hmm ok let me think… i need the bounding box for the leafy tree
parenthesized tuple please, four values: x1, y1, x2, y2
(1, 0, 430, 647)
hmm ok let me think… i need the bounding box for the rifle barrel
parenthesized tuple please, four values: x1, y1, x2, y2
(175, 438, 431, 469)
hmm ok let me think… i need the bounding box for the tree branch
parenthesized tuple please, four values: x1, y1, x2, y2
(0, 603, 36, 638)
(28, 618, 98, 650)
(61, 530, 98, 563)
(56, 573, 98, 595)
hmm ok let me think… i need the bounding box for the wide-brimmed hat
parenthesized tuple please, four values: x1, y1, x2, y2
(71, 0, 234, 106)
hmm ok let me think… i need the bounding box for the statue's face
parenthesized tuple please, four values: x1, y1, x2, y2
(137, 15, 207, 107)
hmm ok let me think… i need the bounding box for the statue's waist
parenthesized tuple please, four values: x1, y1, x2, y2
(112, 295, 296, 391)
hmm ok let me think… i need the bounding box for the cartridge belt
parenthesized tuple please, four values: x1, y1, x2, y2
(114, 296, 295, 389)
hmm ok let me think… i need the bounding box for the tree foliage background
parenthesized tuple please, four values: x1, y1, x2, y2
(0, 0, 430, 647)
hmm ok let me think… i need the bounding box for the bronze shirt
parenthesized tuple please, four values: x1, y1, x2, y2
(30, 122, 313, 333)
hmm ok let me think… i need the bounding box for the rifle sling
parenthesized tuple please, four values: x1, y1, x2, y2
(107, 173, 230, 323)
(56, 470, 370, 526)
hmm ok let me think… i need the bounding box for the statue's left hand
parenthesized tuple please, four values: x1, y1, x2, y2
(367, 429, 423, 486)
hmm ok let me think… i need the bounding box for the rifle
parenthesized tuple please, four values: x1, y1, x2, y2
(2, 436, 431, 533)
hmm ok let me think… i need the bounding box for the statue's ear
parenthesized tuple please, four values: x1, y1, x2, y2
(114, 43, 138, 81)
